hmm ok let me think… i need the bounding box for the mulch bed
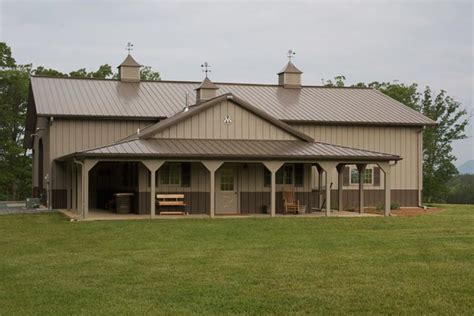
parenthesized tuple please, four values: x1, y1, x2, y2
(365, 207, 441, 217)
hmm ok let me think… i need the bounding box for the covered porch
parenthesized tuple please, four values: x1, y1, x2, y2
(58, 148, 398, 220)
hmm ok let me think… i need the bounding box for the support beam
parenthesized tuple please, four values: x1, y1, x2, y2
(82, 159, 98, 219)
(316, 165, 323, 210)
(318, 162, 338, 216)
(357, 164, 367, 214)
(378, 162, 392, 217)
(71, 164, 77, 211)
(336, 164, 345, 212)
(142, 160, 165, 219)
(262, 161, 285, 217)
(66, 163, 71, 209)
(202, 161, 224, 218)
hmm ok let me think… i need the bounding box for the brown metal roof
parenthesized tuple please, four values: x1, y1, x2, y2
(29, 76, 435, 125)
(59, 138, 401, 161)
(137, 94, 314, 142)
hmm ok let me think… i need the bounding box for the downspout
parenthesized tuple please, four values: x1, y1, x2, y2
(73, 159, 85, 219)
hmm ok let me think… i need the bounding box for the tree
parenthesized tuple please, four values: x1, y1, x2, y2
(140, 66, 160, 81)
(0, 44, 31, 200)
(446, 174, 474, 204)
(419, 87, 468, 202)
(323, 76, 469, 203)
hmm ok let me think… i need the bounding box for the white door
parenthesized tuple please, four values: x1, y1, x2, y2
(216, 165, 238, 214)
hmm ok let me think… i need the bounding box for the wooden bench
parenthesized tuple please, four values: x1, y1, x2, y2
(156, 194, 187, 215)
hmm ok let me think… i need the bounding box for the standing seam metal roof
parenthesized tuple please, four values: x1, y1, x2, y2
(29, 76, 435, 125)
(58, 138, 401, 161)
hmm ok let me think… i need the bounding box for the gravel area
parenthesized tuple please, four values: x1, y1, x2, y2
(0, 208, 57, 215)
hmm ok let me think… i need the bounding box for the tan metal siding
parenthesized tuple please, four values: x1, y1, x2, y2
(292, 125, 421, 190)
(152, 100, 297, 140)
(49, 119, 154, 161)
(49, 119, 154, 189)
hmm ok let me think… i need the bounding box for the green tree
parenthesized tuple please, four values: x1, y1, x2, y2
(140, 66, 161, 81)
(323, 76, 469, 203)
(446, 174, 474, 204)
(0, 44, 31, 200)
(419, 87, 468, 202)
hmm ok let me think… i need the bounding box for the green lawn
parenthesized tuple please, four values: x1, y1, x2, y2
(0, 205, 473, 314)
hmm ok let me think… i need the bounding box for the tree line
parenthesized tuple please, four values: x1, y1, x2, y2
(0, 42, 160, 200)
(0, 42, 469, 203)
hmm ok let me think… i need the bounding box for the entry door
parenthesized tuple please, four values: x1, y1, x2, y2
(216, 165, 238, 214)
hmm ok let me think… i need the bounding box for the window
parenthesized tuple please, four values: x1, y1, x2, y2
(220, 168, 234, 191)
(350, 168, 373, 185)
(264, 168, 271, 187)
(159, 163, 181, 185)
(276, 164, 294, 185)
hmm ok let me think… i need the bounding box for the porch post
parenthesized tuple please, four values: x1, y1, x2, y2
(77, 165, 82, 214)
(202, 161, 224, 218)
(82, 159, 98, 219)
(378, 162, 392, 216)
(263, 161, 284, 217)
(142, 160, 165, 219)
(71, 164, 77, 211)
(357, 164, 367, 214)
(337, 164, 345, 212)
(316, 165, 323, 209)
(66, 163, 71, 209)
(318, 162, 338, 216)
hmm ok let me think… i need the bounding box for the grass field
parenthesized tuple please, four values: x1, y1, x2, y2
(1, 205, 473, 314)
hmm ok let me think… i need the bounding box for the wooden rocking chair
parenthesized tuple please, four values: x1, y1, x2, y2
(283, 187, 300, 214)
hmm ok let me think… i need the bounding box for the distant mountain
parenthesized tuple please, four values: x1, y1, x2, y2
(458, 160, 474, 174)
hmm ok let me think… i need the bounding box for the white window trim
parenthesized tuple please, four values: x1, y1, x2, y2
(158, 163, 182, 186)
(349, 166, 373, 185)
(277, 164, 295, 185)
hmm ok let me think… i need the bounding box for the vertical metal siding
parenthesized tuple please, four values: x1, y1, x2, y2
(292, 125, 420, 190)
(152, 100, 297, 141)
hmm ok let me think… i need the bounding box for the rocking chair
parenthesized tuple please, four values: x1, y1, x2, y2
(283, 187, 300, 214)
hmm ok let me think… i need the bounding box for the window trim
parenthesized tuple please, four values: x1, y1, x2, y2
(349, 167, 373, 185)
(276, 164, 295, 185)
(158, 163, 182, 186)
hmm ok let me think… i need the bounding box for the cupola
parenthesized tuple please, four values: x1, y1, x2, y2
(117, 54, 142, 82)
(278, 50, 302, 88)
(195, 62, 219, 103)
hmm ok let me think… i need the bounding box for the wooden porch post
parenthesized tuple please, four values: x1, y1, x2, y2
(378, 162, 392, 216)
(142, 160, 165, 219)
(263, 161, 284, 217)
(357, 164, 367, 214)
(337, 164, 345, 212)
(202, 161, 224, 218)
(82, 159, 98, 220)
(318, 162, 338, 216)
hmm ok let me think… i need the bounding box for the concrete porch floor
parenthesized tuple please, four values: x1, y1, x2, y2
(59, 208, 381, 221)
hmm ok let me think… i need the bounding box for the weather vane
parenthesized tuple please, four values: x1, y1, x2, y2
(287, 49, 296, 61)
(201, 61, 211, 77)
(126, 42, 134, 54)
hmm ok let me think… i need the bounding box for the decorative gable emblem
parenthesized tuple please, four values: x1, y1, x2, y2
(223, 114, 232, 125)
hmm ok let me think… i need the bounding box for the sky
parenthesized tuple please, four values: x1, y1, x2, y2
(1, 0, 473, 164)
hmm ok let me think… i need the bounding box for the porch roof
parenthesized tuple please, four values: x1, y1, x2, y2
(58, 138, 401, 162)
